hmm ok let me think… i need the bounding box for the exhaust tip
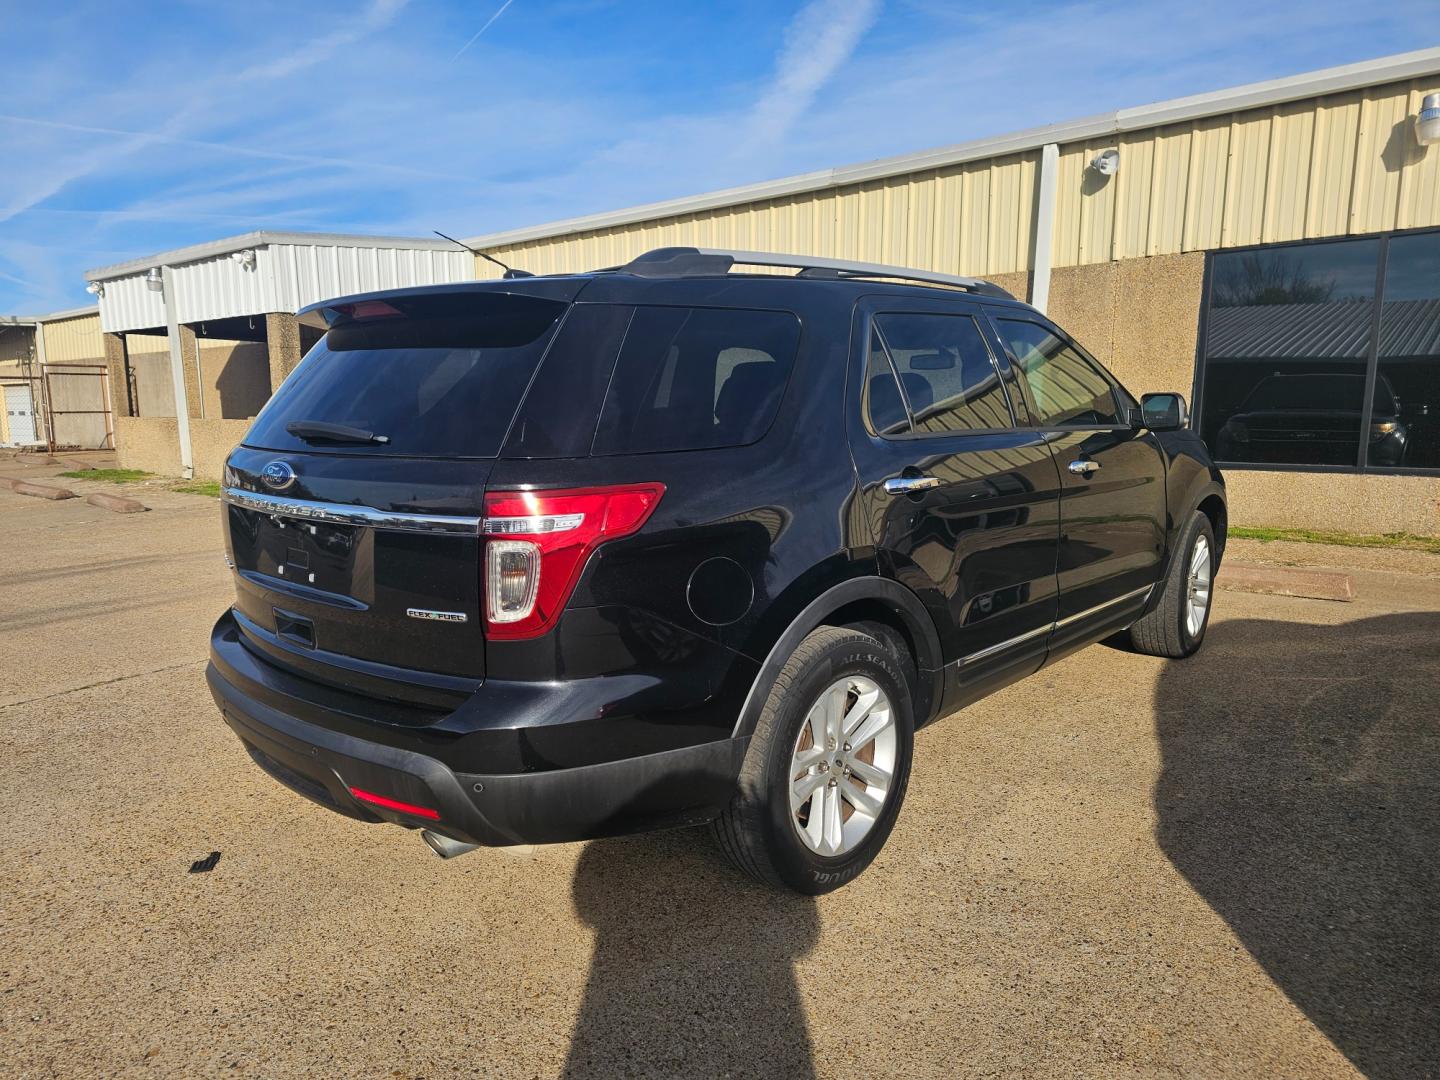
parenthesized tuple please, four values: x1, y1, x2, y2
(421, 830, 479, 860)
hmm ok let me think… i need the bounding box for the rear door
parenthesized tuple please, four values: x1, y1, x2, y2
(848, 296, 1062, 688)
(986, 315, 1167, 645)
(222, 287, 577, 704)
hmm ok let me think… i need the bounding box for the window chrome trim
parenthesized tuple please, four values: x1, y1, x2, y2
(960, 584, 1155, 665)
(223, 487, 480, 535)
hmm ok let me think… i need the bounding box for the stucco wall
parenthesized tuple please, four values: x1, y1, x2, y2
(1225, 470, 1440, 536)
(115, 416, 249, 479)
(1043, 252, 1205, 400)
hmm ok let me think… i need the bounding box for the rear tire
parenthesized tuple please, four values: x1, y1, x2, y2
(1128, 511, 1215, 659)
(712, 626, 914, 894)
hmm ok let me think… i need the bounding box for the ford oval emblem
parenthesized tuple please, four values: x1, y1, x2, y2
(261, 460, 296, 490)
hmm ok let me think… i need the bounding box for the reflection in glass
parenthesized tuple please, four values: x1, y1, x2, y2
(1201, 237, 1380, 466)
(1374, 233, 1440, 468)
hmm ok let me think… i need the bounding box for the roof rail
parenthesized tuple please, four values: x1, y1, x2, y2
(616, 247, 1013, 299)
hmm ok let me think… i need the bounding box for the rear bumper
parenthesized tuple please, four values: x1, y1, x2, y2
(207, 645, 749, 848)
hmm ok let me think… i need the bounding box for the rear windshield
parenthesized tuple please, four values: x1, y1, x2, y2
(591, 306, 801, 455)
(244, 292, 566, 458)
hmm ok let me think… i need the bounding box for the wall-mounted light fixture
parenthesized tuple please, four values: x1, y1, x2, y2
(230, 248, 257, 271)
(1417, 92, 1440, 147)
(85, 281, 104, 297)
(1089, 148, 1120, 176)
(145, 267, 163, 293)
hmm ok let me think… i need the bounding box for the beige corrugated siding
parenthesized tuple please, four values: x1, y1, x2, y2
(42, 312, 106, 364)
(478, 77, 1439, 283)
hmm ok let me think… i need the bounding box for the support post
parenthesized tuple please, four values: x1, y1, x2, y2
(265, 312, 302, 393)
(161, 266, 195, 479)
(179, 324, 203, 420)
(1030, 142, 1059, 315)
(102, 332, 133, 417)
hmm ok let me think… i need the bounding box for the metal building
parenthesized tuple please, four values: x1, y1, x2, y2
(82, 231, 473, 478)
(0, 306, 111, 451)
(465, 48, 1440, 535)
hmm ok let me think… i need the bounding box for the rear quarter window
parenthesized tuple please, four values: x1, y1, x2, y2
(591, 306, 801, 455)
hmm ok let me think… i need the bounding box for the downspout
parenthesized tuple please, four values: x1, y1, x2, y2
(161, 265, 195, 479)
(1030, 142, 1059, 315)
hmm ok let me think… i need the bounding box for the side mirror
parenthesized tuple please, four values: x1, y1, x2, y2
(1141, 392, 1188, 431)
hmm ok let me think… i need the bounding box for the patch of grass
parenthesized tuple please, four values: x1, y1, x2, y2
(174, 480, 222, 498)
(1230, 525, 1440, 555)
(58, 468, 153, 482)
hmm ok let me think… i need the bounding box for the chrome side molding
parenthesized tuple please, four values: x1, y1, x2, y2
(223, 487, 481, 536)
(961, 584, 1154, 665)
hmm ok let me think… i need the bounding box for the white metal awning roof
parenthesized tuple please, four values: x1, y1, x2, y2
(83, 232, 474, 333)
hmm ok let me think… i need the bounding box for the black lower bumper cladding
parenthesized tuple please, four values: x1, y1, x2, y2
(207, 659, 749, 849)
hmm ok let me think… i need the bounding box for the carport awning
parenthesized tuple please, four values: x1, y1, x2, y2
(84, 232, 474, 333)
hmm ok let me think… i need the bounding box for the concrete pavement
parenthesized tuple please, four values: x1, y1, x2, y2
(1, 463, 1436, 1078)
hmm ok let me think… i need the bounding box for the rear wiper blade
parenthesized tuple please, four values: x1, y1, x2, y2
(285, 420, 390, 445)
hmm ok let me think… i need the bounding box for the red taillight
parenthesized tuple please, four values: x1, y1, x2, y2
(481, 483, 665, 640)
(348, 786, 441, 820)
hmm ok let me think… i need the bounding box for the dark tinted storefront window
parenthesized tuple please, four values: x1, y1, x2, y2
(1200, 237, 1379, 467)
(1198, 228, 1440, 473)
(1376, 233, 1440, 469)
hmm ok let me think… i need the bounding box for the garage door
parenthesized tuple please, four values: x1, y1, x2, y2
(4, 384, 38, 444)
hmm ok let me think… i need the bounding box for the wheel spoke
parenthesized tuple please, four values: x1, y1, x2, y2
(840, 781, 883, 817)
(804, 785, 826, 850)
(822, 783, 844, 853)
(805, 699, 828, 756)
(824, 684, 847, 745)
(840, 684, 881, 739)
(847, 706, 892, 755)
(791, 770, 827, 811)
(847, 756, 891, 789)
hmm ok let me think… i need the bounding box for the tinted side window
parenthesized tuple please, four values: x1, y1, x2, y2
(995, 320, 1121, 426)
(592, 306, 800, 455)
(503, 304, 633, 458)
(864, 327, 910, 435)
(874, 313, 1012, 435)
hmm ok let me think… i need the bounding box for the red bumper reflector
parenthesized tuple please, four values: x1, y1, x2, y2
(348, 786, 440, 820)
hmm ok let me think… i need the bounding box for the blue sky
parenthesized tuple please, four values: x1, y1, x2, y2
(1, 0, 1433, 312)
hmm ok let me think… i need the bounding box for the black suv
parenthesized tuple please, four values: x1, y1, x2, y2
(208, 247, 1226, 894)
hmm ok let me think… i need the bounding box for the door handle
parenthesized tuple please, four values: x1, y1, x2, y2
(884, 475, 943, 495)
(1067, 459, 1101, 476)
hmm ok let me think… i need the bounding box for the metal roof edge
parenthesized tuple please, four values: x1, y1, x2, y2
(0, 304, 100, 325)
(84, 231, 465, 281)
(463, 46, 1440, 251)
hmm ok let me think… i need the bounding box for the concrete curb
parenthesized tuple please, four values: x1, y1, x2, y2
(85, 492, 149, 514)
(1219, 562, 1355, 602)
(12, 481, 77, 501)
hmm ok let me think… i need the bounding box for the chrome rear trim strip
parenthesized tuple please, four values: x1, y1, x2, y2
(960, 584, 1155, 665)
(223, 487, 480, 536)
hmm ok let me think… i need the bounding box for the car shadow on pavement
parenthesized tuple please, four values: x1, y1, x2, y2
(563, 828, 819, 1079)
(1154, 611, 1440, 1079)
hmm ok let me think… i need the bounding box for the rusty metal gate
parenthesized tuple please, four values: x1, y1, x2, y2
(42, 364, 114, 451)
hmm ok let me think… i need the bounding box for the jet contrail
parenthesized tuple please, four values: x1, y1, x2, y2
(452, 0, 515, 62)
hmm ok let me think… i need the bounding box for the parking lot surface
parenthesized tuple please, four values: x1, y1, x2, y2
(2, 458, 1437, 1079)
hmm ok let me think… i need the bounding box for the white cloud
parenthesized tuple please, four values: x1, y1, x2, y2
(747, 0, 882, 146)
